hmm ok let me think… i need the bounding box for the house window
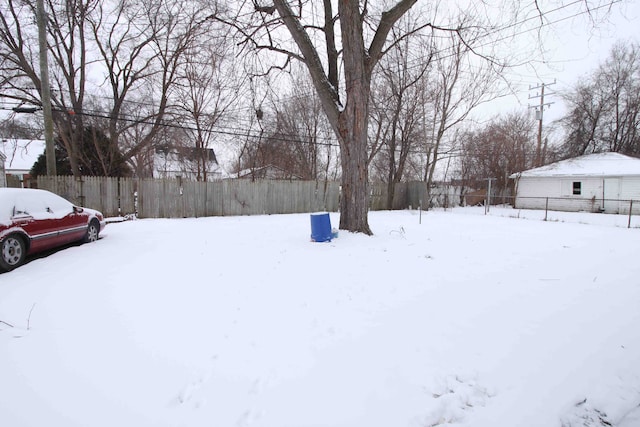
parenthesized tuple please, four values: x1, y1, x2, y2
(572, 181, 581, 195)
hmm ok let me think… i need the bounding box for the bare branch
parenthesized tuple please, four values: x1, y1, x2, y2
(27, 303, 36, 330)
(273, 0, 341, 125)
(251, 54, 293, 77)
(367, 0, 418, 71)
(0, 319, 15, 328)
(253, 1, 276, 15)
(323, 0, 339, 95)
(533, 0, 545, 25)
(380, 22, 434, 58)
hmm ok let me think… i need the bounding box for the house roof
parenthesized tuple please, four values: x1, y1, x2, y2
(153, 149, 221, 179)
(0, 139, 45, 174)
(511, 152, 640, 178)
(235, 164, 303, 180)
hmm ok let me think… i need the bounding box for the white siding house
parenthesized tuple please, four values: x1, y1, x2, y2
(511, 153, 640, 214)
(153, 147, 222, 181)
(1, 139, 45, 187)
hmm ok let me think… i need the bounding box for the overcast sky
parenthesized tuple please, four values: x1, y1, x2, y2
(477, 0, 640, 124)
(1, 0, 637, 147)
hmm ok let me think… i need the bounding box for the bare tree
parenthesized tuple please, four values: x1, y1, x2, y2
(233, 94, 268, 181)
(561, 41, 640, 157)
(0, 0, 99, 176)
(1, 0, 619, 193)
(0, 116, 42, 139)
(420, 25, 509, 208)
(45, 0, 102, 176)
(233, 84, 335, 182)
(459, 112, 538, 196)
(369, 13, 507, 210)
(369, 24, 430, 209)
(88, 0, 161, 177)
(0, 0, 225, 178)
(175, 22, 241, 181)
(224, 0, 599, 232)
(104, 0, 223, 176)
(222, 0, 421, 234)
(269, 70, 337, 180)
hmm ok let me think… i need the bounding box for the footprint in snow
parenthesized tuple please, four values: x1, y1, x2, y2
(560, 398, 614, 427)
(236, 409, 264, 427)
(172, 356, 217, 408)
(422, 374, 494, 426)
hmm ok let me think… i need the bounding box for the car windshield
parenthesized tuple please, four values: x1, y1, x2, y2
(0, 189, 17, 223)
(0, 188, 74, 221)
(36, 191, 74, 217)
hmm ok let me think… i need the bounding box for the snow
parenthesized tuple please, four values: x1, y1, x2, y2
(512, 153, 640, 178)
(1, 207, 639, 427)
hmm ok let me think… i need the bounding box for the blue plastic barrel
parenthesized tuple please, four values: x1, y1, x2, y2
(310, 212, 332, 242)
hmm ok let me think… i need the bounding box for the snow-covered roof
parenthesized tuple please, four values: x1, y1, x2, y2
(0, 139, 45, 174)
(235, 164, 303, 180)
(511, 152, 640, 178)
(153, 149, 222, 181)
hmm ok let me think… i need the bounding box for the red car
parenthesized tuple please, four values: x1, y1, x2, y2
(0, 188, 106, 272)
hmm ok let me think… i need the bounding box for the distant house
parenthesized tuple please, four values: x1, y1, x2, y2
(236, 164, 303, 180)
(511, 152, 640, 214)
(153, 147, 222, 181)
(0, 139, 45, 188)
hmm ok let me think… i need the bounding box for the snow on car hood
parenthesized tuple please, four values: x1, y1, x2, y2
(0, 188, 104, 223)
(83, 207, 104, 220)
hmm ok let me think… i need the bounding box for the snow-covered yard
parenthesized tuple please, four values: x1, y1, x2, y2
(1, 207, 639, 427)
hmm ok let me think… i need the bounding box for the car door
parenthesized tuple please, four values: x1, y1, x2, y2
(13, 191, 60, 253)
(39, 191, 88, 245)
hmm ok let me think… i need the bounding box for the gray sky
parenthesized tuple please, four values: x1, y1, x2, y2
(477, 0, 640, 124)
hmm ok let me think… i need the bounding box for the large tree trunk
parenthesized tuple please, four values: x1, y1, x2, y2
(272, 0, 417, 235)
(338, 85, 372, 234)
(337, 1, 373, 234)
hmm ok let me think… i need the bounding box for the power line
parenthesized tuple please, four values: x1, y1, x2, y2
(3, 0, 618, 113)
(3, 105, 460, 157)
(2, 0, 622, 154)
(58, 107, 341, 148)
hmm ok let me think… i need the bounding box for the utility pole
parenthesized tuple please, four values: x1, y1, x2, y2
(528, 80, 555, 167)
(36, 0, 56, 176)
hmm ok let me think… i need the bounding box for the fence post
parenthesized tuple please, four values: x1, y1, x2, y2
(544, 197, 549, 221)
(77, 176, 85, 207)
(629, 200, 633, 229)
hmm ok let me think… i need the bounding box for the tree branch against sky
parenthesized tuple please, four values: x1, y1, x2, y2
(226, 0, 420, 234)
(211, 0, 622, 234)
(560, 40, 640, 156)
(0, 0, 627, 214)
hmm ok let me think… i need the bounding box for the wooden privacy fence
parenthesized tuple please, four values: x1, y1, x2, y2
(37, 176, 126, 217)
(36, 176, 450, 218)
(136, 178, 341, 218)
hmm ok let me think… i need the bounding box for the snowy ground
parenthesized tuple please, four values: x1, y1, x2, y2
(1, 207, 639, 427)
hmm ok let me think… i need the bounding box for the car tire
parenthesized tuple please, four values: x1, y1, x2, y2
(83, 219, 100, 243)
(0, 234, 26, 272)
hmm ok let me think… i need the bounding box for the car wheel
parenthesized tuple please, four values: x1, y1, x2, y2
(0, 234, 26, 272)
(83, 219, 100, 243)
